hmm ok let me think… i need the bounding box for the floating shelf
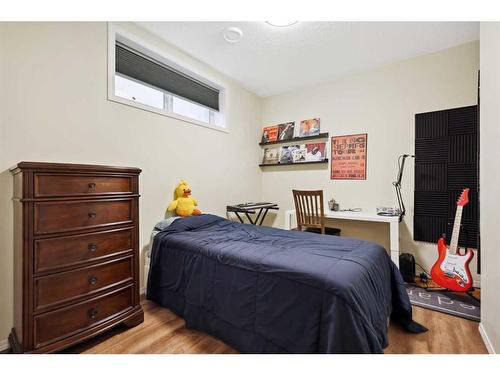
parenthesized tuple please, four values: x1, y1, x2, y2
(259, 159, 329, 167)
(259, 132, 329, 146)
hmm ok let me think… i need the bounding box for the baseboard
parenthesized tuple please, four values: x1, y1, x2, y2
(479, 323, 496, 354)
(0, 338, 10, 353)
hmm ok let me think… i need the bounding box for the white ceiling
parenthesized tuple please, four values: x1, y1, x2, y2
(136, 22, 479, 97)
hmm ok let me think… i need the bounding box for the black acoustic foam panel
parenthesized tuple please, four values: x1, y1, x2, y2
(414, 105, 479, 250)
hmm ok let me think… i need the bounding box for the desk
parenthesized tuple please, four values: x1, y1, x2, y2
(284, 209, 401, 267)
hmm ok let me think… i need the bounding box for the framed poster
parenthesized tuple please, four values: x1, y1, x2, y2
(331, 133, 367, 180)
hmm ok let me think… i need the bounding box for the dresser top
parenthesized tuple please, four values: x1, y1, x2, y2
(10, 161, 142, 174)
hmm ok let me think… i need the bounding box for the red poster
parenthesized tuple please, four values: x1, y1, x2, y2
(331, 133, 367, 180)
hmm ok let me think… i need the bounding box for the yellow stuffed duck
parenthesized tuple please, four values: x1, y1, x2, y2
(167, 180, 202, 217)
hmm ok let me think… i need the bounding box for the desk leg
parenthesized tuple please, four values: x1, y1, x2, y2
(284, 211, 292, 230)
(389, 221, 400, 268)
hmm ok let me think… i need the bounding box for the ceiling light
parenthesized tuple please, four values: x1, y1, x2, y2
(222, 27, 243, 43)
(265, 21, 298, 27)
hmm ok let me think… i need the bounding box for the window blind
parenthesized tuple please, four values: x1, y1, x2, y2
(115, 43, 220, 111)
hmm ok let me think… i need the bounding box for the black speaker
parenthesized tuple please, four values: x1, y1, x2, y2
(399, 253, 415, 283)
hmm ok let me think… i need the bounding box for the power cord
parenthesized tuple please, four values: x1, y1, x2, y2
(415, 262, 430, 277)
(415, 262, 431, 288)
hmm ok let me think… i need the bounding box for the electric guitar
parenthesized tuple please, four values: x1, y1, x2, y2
(430, 188, 474, 292)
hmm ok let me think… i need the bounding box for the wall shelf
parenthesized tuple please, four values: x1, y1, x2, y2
(259, 159, 329, 167)
(259, 132, 329, 146)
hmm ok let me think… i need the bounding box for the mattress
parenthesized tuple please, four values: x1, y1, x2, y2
(147, 214, 425, 353)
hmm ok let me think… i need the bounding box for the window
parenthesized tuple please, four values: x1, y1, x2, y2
(115, 74, 214, 124)
(115, 75, 164, 109)
(108, 27, 226, 131)
(172, 96, 210, 124)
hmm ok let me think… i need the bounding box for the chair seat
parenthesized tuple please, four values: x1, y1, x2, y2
(305, 227, 341, 236)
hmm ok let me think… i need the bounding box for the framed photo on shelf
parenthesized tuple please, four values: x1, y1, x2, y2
(305, 143, 326, 161)
(261, 125, 279, 143)
(331, 133, 367, 180)
(292, 146, 307, 163)
(262, 148, 280, 164)
(278, 122, 295, 141)
(299, 118, 320, 137)
(279, 145, 299, 164)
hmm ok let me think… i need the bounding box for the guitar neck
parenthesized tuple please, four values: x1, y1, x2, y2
(449, 206, 463, 255)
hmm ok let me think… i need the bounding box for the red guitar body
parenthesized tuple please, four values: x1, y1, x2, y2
(430, 237, 474, 292)
(430, 188, 474, 292)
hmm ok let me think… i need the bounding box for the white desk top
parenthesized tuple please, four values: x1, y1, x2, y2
(285, 209, 400, 223)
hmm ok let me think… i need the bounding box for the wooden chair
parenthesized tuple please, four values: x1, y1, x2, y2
(292, 190, 341, 236)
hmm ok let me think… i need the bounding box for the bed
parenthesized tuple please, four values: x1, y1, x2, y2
(146, 214, 425, 353)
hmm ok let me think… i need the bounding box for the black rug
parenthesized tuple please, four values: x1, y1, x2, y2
(405, 285, 480, 322)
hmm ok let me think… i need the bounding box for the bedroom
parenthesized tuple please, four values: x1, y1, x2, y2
(1, 0, 500, 372)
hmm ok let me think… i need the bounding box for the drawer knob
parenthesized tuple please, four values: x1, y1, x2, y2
(88, 212, 97, 218)
(88, 308, 98, 320)
(88, 243, 97, 252)
(88, 182, 96, 189)
(89, 276, 98, 285)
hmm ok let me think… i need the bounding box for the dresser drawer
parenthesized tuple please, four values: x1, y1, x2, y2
(34, 285, 133, 349)
(34, 199, 134, 235)
(34, 228, 133, 273)
(34, 174, 133, 197)
(35, 256, 133, 311)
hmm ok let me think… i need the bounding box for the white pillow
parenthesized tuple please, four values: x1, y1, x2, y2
(146, 217, 181, 259)
(153, 216, 180, 231)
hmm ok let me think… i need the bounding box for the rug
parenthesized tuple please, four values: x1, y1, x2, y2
(405, 284, 480, 321)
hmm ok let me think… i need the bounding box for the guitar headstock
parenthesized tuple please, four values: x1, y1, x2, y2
(457, 188, 470, 207)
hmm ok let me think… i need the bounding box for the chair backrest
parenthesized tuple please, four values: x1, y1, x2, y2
(292, 190, 325, 234)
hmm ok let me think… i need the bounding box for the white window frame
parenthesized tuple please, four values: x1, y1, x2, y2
(107, 23, 227, 133)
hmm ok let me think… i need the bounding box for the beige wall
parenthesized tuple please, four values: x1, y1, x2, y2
(261, 41, 479, 283)
(0, 22, 263, 341)
(479, 22, 500, 354)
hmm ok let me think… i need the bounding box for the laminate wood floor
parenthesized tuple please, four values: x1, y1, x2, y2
(67, 299, 487, 354)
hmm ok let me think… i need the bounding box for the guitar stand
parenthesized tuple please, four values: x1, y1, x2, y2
(466, 288, 480, 302)
(430, 287, 480, 302)
(422, 282, 480, 302)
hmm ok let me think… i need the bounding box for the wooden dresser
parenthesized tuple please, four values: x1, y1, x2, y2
(9, 162, 144, 353)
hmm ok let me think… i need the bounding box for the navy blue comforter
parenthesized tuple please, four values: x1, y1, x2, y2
(147, 214, 425, 353)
